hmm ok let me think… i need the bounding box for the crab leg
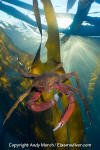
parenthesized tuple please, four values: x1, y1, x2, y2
(28, 93, 59, 112)
(20, 72, 38, 79)
(60, 84, 92, 125)
(51, 63, 62, 72)
(53, 93, 75, 131)
(53, 83, 92, 126)
(61, 72, 80, 90)
(3, 88, 32, 125)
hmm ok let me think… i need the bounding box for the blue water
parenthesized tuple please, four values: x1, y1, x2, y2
(61, 36, 100, 150)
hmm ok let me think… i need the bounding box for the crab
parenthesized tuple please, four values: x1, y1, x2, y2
(3, 63, 92, 131)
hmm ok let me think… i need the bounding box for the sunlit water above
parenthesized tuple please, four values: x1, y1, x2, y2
(0, 0, 100, 149)
(61, 36, 100, 149)
(0, 0, 100, 54)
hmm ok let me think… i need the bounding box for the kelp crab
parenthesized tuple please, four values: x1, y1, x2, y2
(3, 64, 92, 131)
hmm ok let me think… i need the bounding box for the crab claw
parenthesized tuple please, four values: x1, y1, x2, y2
(27, 93, 59, 112)
(53, 94, 75, 132)
(53, 122, 63, 132)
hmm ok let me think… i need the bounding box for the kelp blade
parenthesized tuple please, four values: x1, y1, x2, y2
(32, 0, 42, 65)
(33, 0, 42, 35)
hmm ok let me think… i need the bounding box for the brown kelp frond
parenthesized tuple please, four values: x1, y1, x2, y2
(70, 0, 93, 33)
(41, 0, 60, 63)
(3, 88, 32, 125)
(88, 53, 100, 99)
(30, 0, 62, 73)
(31, 0, 42, 66)
(33, 0, 42, 35)
(31, 42, 41, 66)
